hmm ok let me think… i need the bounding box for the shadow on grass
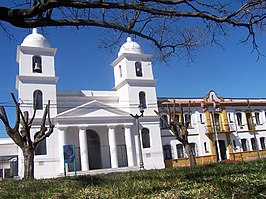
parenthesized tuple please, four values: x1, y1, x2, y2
(0, 159, 265, 198)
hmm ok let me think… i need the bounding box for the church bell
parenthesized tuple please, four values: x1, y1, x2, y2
(34, 62, 41, 71)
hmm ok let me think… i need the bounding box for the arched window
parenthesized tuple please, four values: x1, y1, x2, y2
(176, 144, 184, 158)
(135, 61, 142, 77)
(260, 137, 266, 149)
(241, 138, 248, 151)
(33, 90, 43, 110)
(139, 91, 147, 109)
(32, 55, 42, 73)
(141, 128, 150, 148)
(163, 145, 172, 160)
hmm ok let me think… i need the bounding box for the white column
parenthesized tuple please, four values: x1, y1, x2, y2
(79, 128, 89, 171)
(58, 127, 67, 174)
(108, 126, 118, 168)
(124, 125, 134, 167)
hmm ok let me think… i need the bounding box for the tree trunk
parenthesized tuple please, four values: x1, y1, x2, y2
(22, 147, 35, 179)
(184, 142, 197, 167)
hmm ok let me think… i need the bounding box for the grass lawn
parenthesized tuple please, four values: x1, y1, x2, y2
(0, 159, 265, 198)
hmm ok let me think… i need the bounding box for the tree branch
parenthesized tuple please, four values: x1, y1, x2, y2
(34, 100, 54, 147)
(0, 1, 265, 61)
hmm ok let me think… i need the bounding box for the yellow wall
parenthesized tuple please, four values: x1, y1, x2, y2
(165, 150, 266, 168)
(205, 111, 212, 132)
(205, 108, 230, 133)
(221, 107, 230, 131)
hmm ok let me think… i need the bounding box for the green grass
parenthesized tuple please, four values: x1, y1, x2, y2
(0, 159, 265, 199)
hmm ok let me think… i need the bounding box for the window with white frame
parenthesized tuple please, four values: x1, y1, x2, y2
(246, 112, 253, 131)
(260, 137, 266, 150)
(35, 138, 47, 155)
(139, 91, 147, 109)
(254, 112, 261, 125)
(204, 142, 208, 152)
(190, 143, 198, 156)
(141, 128, 150, 148)
(163, 145, 172, 160)
(232, 140, 237, 149)
(176, 144, 184, 158)
(251, 138, 258, 151)
(160, 114, 168, 129)
(33, 90, 43, 110)
(199, 113, 205, 124)
(184, 113, 193, 128)
(228, 113, 233, 123)
(236, 112, 243, 126)
(241, 138, 248, 151)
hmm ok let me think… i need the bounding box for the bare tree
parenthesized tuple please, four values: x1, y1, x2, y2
(155, 100, 196, 166)
(0, 93, 54, 179)
(0, 1, 265, 61)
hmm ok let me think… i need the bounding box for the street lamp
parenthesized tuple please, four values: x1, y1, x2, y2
(130, 104, 145, 169)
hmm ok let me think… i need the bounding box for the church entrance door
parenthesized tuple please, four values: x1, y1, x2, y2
(87, 130, 102, 169)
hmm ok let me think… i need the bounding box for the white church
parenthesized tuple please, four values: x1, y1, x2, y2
(2, 29, 165, 179)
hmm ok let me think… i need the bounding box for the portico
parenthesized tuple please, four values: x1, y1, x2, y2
(56, 121, 136, 174)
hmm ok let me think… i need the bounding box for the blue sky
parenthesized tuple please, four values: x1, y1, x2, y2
(0, 25, 266, 137)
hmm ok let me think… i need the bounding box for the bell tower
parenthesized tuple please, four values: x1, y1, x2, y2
(111, 37, 157, 115)
(16, 28, 58, 117)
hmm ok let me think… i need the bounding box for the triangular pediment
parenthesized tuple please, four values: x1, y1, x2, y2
(56, 100, 129, 118)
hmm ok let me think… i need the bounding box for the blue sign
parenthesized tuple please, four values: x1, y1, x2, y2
(63, 145, 75, 163)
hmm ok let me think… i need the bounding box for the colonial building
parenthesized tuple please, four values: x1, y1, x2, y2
(159, 90, 266, 167)
(0, 30, 265, 179)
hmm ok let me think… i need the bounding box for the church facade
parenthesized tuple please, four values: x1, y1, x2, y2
(0, 29, 266, 179)
(6, 29, 164, 179)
